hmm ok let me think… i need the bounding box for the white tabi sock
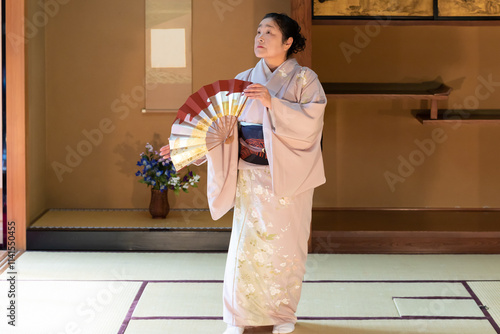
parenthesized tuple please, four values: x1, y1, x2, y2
(222, 324, 244, 334)
(272, 322, 295, 333)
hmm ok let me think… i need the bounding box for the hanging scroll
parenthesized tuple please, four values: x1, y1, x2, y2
(143, 0, 192, 113)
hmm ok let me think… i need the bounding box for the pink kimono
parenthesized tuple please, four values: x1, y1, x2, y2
(206, 58, 327, 327)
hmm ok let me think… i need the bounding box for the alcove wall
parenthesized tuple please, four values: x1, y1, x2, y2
(27, 0, 291, 223)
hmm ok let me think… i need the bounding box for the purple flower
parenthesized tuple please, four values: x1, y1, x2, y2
(135, 143, 200, 194)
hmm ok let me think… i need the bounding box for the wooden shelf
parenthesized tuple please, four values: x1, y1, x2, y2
(322, 81, 452, 119)
(416, 109, 500, 124)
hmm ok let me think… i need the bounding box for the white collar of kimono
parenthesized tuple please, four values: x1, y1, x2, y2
(239, 58, 300, 124)
(255, 58, 299, 85)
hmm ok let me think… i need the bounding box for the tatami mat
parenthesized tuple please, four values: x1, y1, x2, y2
(0, 252, 499, 333)
(393, 298, 483, 318)
(0, 280, 141, 334)
(133, 282, 223, 317)
(304, 254, 500, 281)
(2, 252, 500, 282)
(469, 282, 500, 326)
(285, 320, 496, 334)
(30, 209, 232, 229)
(31, 209, 500, 231)
(132, 282, 473, 319)
(0, 252, 227, 281)
(124, 319, 497, 334)
(298, 282, 470, 317)
(124, 319, 227, 334)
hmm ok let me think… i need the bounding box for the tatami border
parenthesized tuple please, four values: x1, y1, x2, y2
(114, 280, 500, 334)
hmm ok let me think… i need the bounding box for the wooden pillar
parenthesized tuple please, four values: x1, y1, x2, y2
(291, 0, 314, 252)
(6, 0, 27, 250)
(291, 0, 312, 68)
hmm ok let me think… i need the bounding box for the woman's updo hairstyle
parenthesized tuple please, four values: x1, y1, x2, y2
(263, 13, 306, 58)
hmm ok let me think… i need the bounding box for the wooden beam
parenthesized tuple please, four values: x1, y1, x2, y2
(313, 19, 500, 26)
(291, 0, 312, 68)
(6, 0, 27, 250)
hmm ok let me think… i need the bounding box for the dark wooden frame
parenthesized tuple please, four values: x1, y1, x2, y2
(312, 0, 500, 21)
(27, 228, 232, 252)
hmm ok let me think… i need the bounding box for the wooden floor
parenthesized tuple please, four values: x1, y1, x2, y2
(26, 209, 500, 253)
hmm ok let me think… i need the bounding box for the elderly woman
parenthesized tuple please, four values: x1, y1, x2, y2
(163, 12, 326, 334)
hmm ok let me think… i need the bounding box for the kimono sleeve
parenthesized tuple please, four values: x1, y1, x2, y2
(205, 122, 239, 220)
(263, 68, 327, 196)
(267, 69, 326, 147)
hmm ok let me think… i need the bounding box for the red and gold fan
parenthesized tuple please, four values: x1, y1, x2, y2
(168, 79, 253, 170)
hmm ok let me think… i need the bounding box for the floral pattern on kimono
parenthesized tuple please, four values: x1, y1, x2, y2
(223, 168, 314, 327)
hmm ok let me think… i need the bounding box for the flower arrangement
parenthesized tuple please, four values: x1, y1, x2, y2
(135, 143, 200, 195)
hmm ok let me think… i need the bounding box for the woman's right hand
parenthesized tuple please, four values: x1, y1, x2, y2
(160, 144, 171, 161)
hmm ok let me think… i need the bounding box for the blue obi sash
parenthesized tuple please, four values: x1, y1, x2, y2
(238, 122, 268, 165)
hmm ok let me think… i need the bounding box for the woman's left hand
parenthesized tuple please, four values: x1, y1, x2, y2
(244, 84, 272, 109)
(159, 144, 171, 161)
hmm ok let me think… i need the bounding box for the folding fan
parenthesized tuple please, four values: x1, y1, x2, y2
(169, 79, 253, 170)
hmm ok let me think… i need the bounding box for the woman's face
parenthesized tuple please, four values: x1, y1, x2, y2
(254, 18, 292, 64)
